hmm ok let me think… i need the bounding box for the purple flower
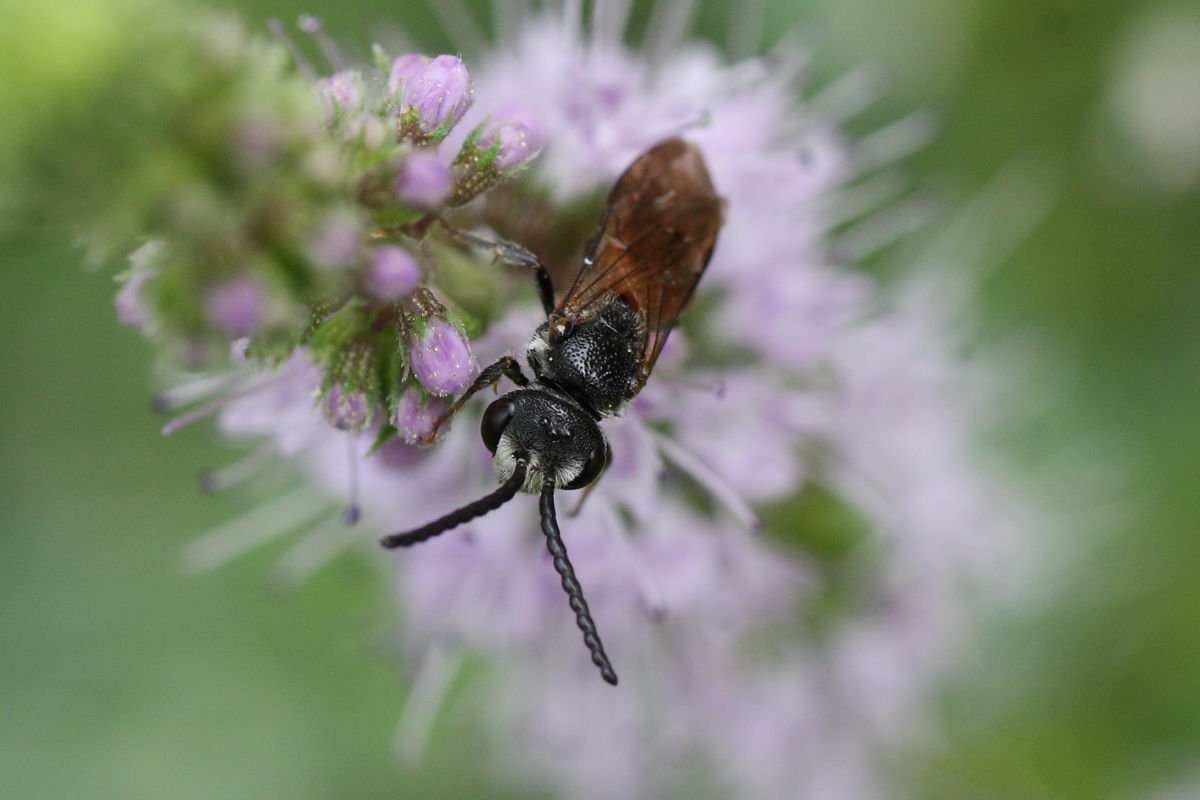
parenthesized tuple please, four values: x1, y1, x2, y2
(139, 9, 1042, 800)
(477, 118, 540, 171)
(393, 150, 452, 207)
(365, 245, 420, 301)
(393, 391, 446, 444)
(233, 115, 281, 170)
(115, 270, 153, 329)
(323, 385, 373, 431)
(115, 240, 164, 330)
(204, 275, 263, 337)
(407, 316, 479, 396)
(316, 70, 364, 116)
(388, 53, 430, 100)
(307, 208, 361, 270)
(400, 55, 473, 138)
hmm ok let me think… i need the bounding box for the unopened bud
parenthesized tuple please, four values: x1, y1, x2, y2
(205, 275, 264, 337)
(308, 209, 361, 270)
(365, 246, 420, 301)
(394, 150, 452, 208)
(407, 316, 479, 396)
(316, 70, 364, 116)
(388, 53, 431, 100)
(477, 118, 540, 172)
(399, 55, 473, 141)
(115, 270, 153, 330)
(393, 391, 446, 444)
(324, 385, 374, 431)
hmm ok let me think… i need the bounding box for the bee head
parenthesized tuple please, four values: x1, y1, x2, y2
(481, 389, 609, 493)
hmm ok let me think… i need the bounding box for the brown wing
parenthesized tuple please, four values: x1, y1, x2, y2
(552, 138, 723, 392)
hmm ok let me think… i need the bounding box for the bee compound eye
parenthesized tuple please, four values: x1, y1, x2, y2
(564, 439, 610, 490)
(480, 398, 516, 454)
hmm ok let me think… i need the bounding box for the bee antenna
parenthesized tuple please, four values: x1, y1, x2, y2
(379, 458, 528, 549)
(539, 475, 619, 686)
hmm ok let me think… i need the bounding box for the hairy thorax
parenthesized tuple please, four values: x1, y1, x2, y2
(525, 296, 644, 418)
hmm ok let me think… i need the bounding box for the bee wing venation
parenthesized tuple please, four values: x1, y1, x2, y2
(555, 138, 723, 391)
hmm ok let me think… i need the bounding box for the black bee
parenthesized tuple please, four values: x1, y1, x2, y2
(380, 138, 724, 686)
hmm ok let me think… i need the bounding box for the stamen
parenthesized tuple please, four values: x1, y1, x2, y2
(425, 0, 487, 56)
(726, 0, 765, 60)
(198, 445, 275, 494)
(182, 488, 332, 572)
(489, 0, 522, 48)
(852, 112, 939, 176)
(763, 29, 817, 88)
(393, 644, 464, 765)
(343, 433, 361, 526)
(160, 374, 282, 436)
(561, 0, 584, 47)
(151, 371, 242, 413)
(645, 428, 761, 531)
(590, 0, 633, 50)
(268, 515, 356, 589)
(914, 156, 1055, 293)
(638, 108, 713, 146)
(267, 18, 317, 82)
(719, 58, 774, 94)
(297, 15, 346, 72)
(673, 377, 726, 398)
(644, 0, 697, 65)
(599, 507, 667, 621)
(804, 65, 888, 126)
(816, 172, 910, 230)
(832, 193, 938, 263)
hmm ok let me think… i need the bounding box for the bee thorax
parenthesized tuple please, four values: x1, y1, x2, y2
(525, 298, 643, 417)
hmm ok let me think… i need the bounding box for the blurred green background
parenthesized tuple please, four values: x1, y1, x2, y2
(2, 0, 1197, 797)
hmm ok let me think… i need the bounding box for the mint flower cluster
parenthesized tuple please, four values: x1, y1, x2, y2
(83, 6, 1039, 799)
(112, 15, 538, 443)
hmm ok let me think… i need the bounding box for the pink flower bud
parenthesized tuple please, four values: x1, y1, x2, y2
(388, 53, 430, 100)
(324, 385, 373, 431)
(316, 70, 364, 115)
(393, 391, 446, 445)
(478, 118, 540, 171)
(401, 55, 473, 136)
(115, 270, 153, 330)
(205, 275, 264, 337)
(365, 246, 420, 301)
(407, 317, 479, 396)
(308, 209, 361, 270)
(394, 150, 452, 208)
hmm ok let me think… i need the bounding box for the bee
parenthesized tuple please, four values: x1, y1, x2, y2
(380, 138, 724, 685)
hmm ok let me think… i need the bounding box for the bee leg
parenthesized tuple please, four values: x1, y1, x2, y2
(436, 222, 555, 316)
(424, 355, 529, 443)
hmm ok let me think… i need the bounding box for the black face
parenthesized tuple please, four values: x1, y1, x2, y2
(481, 388, 609, 492)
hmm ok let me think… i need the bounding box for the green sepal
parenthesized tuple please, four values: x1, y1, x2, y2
(371, 44, 391, 79)
(370, 203, 428, 230)
(367, 422, 398, 457)
(455, 117, 490, 163)
(372, 324, 406, 412)
(427, 239, 507, 325)
(307, 297, 368, 349)
(397, 107, 460, 146)
(243, 326, 301, 366)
